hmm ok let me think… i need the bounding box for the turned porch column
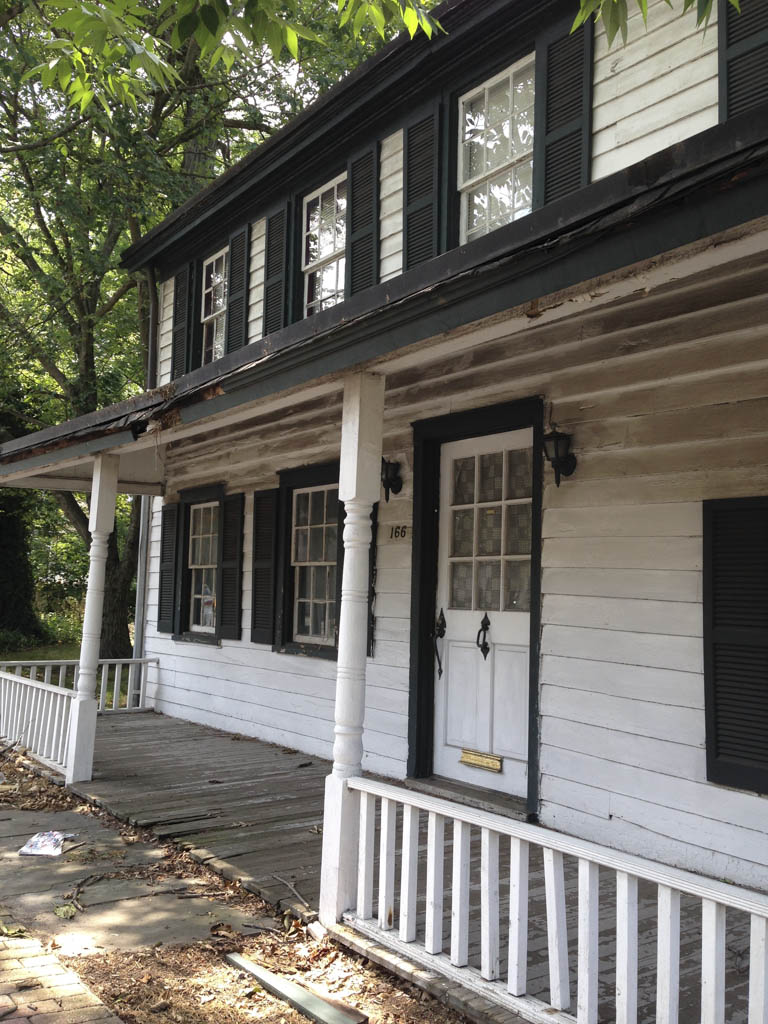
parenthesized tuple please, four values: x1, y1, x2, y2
(320, 372, 385, 926)
(65, 454, 119, 785)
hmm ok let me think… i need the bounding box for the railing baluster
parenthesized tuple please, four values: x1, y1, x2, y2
(378, 797, 396, 931)
(702, 899, 726, 1024)
(508, 837, 529, 996)
(58, 664, 67, 688)
(28, 664, 37, 682)
(357, 791, 376, 920)
(749, 914, 768, 1024)
(425, 811, 445, 955)
(543, 847, 570, 1011)
(113, 663, 123, 710)
(480, 828, 500, 981)
(577, 858, 599, 1024)
(400, 805, 419, 942)
(99, 663, 109, 711)
(616, 871, 638, 1024)
(451, 819, 471, 967)
(657, 884, 680, 1024)
(43, 665, 52, 686)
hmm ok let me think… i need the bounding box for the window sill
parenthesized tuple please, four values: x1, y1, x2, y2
(172, 632, 221, 647)
(279, 641, 337, 661)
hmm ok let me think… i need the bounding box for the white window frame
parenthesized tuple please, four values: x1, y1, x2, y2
(188, 501, 219, 634)
(457, 53, 536, 244)
(291, 483, 339, 647)
(301, 173, 347, 318)
(200, 247, 229, 366)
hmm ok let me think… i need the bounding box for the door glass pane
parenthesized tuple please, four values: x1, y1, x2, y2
(505, 504, 532, 555)
(452, 509, 474, 557)
(504, 560, 531, 612)
(476, 560, 501, 611)
(453, 457, 475, 505)
(506, 449, 532, 499)
(450, 562, 473, 610)
(477, 506, 502, 555)
(478, 451, 503, 502)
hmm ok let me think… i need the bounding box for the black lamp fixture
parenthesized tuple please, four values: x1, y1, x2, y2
(543, 428, 577, 487)
(381, 458, 403, 502)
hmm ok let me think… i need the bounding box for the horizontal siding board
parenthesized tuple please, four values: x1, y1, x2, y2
(541, 624, 704, 671)
(542, 594, 702, 636)
(541, 654, 704, 708)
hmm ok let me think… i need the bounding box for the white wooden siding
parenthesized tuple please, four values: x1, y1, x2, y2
(143, 225, 768, 887)
(379, 130, 404, 283)
(157, 277, 174, 386)
(591, 0, 719, 181)
(248, 218, 266, 341)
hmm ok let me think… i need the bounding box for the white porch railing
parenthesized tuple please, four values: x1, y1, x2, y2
(344, 777, 768, 1024)
(0, 658, 157, 713)
(0, 670, 74, 771)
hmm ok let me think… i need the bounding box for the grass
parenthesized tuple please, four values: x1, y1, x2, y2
(0, 642, 81, 663)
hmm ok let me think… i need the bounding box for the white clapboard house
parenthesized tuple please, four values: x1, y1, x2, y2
(2, 0, 768, 1019)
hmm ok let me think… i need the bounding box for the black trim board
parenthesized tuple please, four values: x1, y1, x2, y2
(408, 397, 544, 820)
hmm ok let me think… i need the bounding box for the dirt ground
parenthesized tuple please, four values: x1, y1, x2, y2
(1, 750, 467, 1024)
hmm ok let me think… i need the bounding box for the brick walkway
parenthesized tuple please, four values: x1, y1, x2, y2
(0, 906, 121, 1024)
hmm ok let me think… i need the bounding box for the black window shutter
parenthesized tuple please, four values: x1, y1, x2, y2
(719, 0, 768, 121)
(218, 493, 244, 641)
(252, 489, 278, 645)
(404, 108, 440, 270)
(534, 18, 593, 208)
(226, 225, 251, 354)
(346, 144, 380, 297)
(158, 503, 179, 633)
(703, 498, 768, 794)
(171, 265, 192, 380)
(262, 206, 289, 337)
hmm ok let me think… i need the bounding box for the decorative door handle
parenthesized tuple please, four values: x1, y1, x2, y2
(433, 608, 446, 679)
(476, 612, 491, 661)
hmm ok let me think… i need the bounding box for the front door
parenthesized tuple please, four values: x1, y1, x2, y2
(433, 428, 533, 797)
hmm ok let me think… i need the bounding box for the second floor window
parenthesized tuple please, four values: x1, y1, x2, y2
(303, 174, 347, 317)
(459, 55, 535, 244)
(201, 248, 229, 364)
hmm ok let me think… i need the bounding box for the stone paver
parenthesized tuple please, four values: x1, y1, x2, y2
(0, 907, 120, 1023)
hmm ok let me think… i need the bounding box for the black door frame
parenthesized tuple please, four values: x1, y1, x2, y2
(407, 396, 544, 820)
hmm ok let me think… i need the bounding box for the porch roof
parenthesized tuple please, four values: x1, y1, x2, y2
(2, 123, 768, 495)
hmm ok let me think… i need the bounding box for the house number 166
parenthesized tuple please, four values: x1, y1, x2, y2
(389, 525, 409, 540)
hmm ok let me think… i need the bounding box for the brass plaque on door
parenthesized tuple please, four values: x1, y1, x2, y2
(460, 749, 503, 773)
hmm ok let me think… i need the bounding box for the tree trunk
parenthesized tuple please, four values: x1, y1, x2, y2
(99, 497, 142, 659)
(0, 489, 45, 641)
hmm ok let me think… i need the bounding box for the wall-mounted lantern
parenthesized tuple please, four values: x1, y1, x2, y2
(543, 429, 577, 487)
(381, 458, 403, 502)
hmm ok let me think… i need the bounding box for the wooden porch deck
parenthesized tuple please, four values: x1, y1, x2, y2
(72, 713, 750, 1023)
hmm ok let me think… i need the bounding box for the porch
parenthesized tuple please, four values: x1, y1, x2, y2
(21, 711, 760, 1024)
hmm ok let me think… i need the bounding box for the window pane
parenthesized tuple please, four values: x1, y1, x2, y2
(450, 562, 473, 610)
(328, 565, 336, 600)
(309, 526, 324, 561)
(310, 490, 325, 525)
(504, 559, 531, 612)
(488, 170, 516, 231)
(296, 601, 311, 635)
(313, 565, 328, 600)
(312, 602, 327, 638)
(453, 456, 475, 505)
(515, 160, 533, 218)
(298, 565, 311, 599)
(325, 524, 337, 558)
(326, 489, 339, 522)
(506, 449, 532, 499)
(295, 491, 309, 526)
(295, 528, 308, 563)
(477, 506, 502, 556)
(478, 452, 503, 503)
(505, 504, 532, 555)
(476, 560, 501, 611)
(452, 509, 474, 557)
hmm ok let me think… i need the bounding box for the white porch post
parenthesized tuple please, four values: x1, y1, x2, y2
(65, 454, 119, 784)
(320, 372, 385, 927)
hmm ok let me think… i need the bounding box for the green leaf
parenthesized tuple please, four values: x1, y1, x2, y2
(284, 24, 298, 58)
(199, 5, 220, 38)
(177, 10, 199, 42)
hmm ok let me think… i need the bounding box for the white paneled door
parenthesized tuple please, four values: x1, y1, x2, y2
(433, 429, 533, 797)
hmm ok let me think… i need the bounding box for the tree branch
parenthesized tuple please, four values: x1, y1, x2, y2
(94, 277, 137, 320)
(54, 490, 91, 548)
(0, 116, 89, 154)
